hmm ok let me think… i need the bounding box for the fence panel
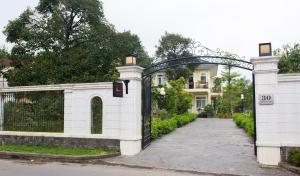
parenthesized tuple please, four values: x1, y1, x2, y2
(0, 90, 64, 132)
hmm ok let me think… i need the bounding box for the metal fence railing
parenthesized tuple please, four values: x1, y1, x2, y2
(0, 90, 64, 132)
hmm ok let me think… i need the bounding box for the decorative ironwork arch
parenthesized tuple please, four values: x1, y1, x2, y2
(142, 43, 253, 78)
(143, 56, 253, 78)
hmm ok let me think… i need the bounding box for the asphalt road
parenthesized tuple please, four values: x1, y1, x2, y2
(0, 159, 212, 176)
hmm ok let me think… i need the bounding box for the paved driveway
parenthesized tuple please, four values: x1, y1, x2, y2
(105, 118, 296, 176)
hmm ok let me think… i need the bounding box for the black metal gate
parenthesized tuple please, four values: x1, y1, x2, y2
(142, 76, 152, 149)
(140, 44, 256, 154)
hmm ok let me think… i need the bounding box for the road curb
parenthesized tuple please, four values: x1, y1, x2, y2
(0, 151, 120, 163)
(279, 162, 300, 175)
(97, 160, 245, 176)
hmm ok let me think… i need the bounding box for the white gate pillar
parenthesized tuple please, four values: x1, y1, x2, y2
(116, 65, 144, 155)
(251, 56, 280, 166)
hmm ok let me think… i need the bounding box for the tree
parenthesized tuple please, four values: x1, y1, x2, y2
(0, 48, 9, 59)
(274, 44, 300, 73)
(3, 0, 150, 86)
(152, 77, 192, 115)
(0, 47, 10, 71)
(155, 32, 194, 80)
(216, 70, 253, 115)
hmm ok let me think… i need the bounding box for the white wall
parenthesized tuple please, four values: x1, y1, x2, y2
(64, 83, 122, 139)
(277, 74, 300, 146)
(252, 56, 300, 166)
(0, 65, 144, 156)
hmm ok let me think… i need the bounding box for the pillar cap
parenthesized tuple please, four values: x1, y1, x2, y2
(250, 56, 280, 64)
(251, 56, 280, 74)
(116, 65, 144, 73)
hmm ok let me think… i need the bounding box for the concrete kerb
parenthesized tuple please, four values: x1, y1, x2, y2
(279, 162, 300, 175)
(0, 151, 120, 163)
(93, 160, 245, 176)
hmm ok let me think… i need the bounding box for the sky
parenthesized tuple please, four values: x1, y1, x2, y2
(1, 0, 300, 78)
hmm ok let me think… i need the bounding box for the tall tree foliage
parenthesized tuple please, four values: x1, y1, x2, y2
(3, 0, 150, 86)
(275, 44, 300, 73)
(216, 70, 253, 114)
(155, 32, 194, 80)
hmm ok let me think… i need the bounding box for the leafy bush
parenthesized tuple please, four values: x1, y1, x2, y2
(233, 113, 254, 137)
(155, 109, 168, 119)
(151, 118, 177, 139)
(174, 113, 197, 127)
(176, 91, 192, 114)
(216, 112, 232, 118)
(151, 113, 197, 139)
(152, 77, 192, 115)
(289, 150, 300, 167)
(204, 104, 215, 118)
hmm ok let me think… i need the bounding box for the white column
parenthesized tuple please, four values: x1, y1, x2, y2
(116, 65, 144, 155)
(64, 89, 73, 134)
(251, 56, 280, 166)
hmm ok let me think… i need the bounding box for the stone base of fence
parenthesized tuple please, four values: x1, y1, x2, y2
(0, 135, 120, 151)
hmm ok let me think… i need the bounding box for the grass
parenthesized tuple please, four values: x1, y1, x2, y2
(0, 145, 116, 156)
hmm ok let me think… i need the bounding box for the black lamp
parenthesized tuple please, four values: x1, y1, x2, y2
(259, 43, 272, 56)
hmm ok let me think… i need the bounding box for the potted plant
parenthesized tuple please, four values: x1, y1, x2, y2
(197, 108, 207, 118)
(204, 104, 215, 118)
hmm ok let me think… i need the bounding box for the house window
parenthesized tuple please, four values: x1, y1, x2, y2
(188, 76, 194, 89)
(157, 75, 165, 85)
(196, 97, 206, 109)
(200, 73, 207, 83)
(91, 96, 103, 134)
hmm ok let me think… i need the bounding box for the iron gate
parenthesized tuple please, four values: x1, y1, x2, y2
(142, 76, 152, 149)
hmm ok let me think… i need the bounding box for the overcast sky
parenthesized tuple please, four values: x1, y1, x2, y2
(1, 0, 300, 77)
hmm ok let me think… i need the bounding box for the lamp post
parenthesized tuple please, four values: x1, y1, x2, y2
(241, 93, 245, 112)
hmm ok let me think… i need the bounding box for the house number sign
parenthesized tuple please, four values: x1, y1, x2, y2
(258, 94, 274, 105)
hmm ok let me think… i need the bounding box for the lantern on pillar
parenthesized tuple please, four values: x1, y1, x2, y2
(259, 43, 272, 56)
(124, 53, 137, 66)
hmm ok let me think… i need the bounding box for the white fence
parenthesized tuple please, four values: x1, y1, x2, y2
(0, 66, 144, 155)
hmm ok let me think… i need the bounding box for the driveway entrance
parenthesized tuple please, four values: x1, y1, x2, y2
(105, 118, 295, 176)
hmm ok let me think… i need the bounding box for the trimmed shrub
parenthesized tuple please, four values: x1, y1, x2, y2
(151, 113, 197, 139)
(233, 113, 254, 137)
(216, 112, 232, 119)
(151, 118, 177, 139)
(289, 150, 300, 167)
(174, 113, 197, 127)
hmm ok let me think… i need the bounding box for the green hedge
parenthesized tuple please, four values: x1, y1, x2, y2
(151, 113, 197, 139)
(233, 113, 254, 137)
(289, 150, 300, 167)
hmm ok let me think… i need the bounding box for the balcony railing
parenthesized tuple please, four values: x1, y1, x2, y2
(187, 82, 209, 89)
(196, 82, 208, 89)
(211, 87, 221, 93)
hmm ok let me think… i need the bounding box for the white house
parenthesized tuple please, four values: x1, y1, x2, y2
(153, 64, 222, 113)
